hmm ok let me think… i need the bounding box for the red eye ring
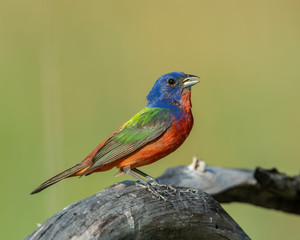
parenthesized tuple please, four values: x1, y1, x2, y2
(167, 78, 176, 86)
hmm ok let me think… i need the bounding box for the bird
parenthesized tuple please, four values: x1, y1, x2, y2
(31, 72, 199, 195)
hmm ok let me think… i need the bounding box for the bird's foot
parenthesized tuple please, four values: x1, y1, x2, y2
(149, 179, 178, 193)
(135, 181, 168, 201)
(135, 181, 188, 212)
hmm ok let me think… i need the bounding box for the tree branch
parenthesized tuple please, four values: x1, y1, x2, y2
(158, 158, 300, 215)
(26, 159, 299, 239)
(25, 181, 250, 240)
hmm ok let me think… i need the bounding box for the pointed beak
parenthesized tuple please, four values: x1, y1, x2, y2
(182, 74, 200, 88)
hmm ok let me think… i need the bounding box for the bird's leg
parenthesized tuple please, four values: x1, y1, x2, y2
(131, 168, 155, 181)
(122, 167, 167, 201)
(132, 168, 178, 192)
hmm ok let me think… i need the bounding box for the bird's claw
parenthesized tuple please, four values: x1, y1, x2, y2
(149, 179, 178, 193)
(135, 181, 168, 201)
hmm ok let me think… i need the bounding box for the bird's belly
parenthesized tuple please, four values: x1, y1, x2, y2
(117, 115, 193, 169)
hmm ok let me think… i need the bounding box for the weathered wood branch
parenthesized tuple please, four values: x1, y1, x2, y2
(25, 160, 299, 239)
(25, 181, 250, 240)
(158, 158, 300, 215)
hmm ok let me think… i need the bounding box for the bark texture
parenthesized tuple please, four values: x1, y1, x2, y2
(159, 159, 300, 214)
(25, 159, 299, 239)
(25, 181, 250, 240)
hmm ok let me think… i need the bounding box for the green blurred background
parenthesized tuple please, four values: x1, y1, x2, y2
(1, 0, 299, 239)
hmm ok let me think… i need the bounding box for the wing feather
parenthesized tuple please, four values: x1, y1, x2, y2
(83, 107, 173, 175)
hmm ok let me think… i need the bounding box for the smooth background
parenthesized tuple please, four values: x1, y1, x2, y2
(1, 1, 299, 239)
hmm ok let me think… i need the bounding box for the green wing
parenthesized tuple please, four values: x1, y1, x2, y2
(83, 107, 173, 175)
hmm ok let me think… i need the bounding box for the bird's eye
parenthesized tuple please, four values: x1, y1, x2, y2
(167, 78, 176, 86)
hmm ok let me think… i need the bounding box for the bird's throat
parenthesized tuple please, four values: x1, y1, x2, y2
(181, 89, 192, 114)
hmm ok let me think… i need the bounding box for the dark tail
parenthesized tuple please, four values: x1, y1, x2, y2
(30, 163, 90, 194)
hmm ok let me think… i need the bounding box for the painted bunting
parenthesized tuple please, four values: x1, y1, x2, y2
(31, 72, 199, 195)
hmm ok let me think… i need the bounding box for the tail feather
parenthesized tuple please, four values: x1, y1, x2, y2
(30, 163, 90, 195)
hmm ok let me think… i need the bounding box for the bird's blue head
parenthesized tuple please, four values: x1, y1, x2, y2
(147, 72, 199, 109)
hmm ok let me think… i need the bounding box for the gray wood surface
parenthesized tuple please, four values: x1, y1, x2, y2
(159, 159, 300, 214)
(25, 181, 250, 240)
(25, 159, 299, 239)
